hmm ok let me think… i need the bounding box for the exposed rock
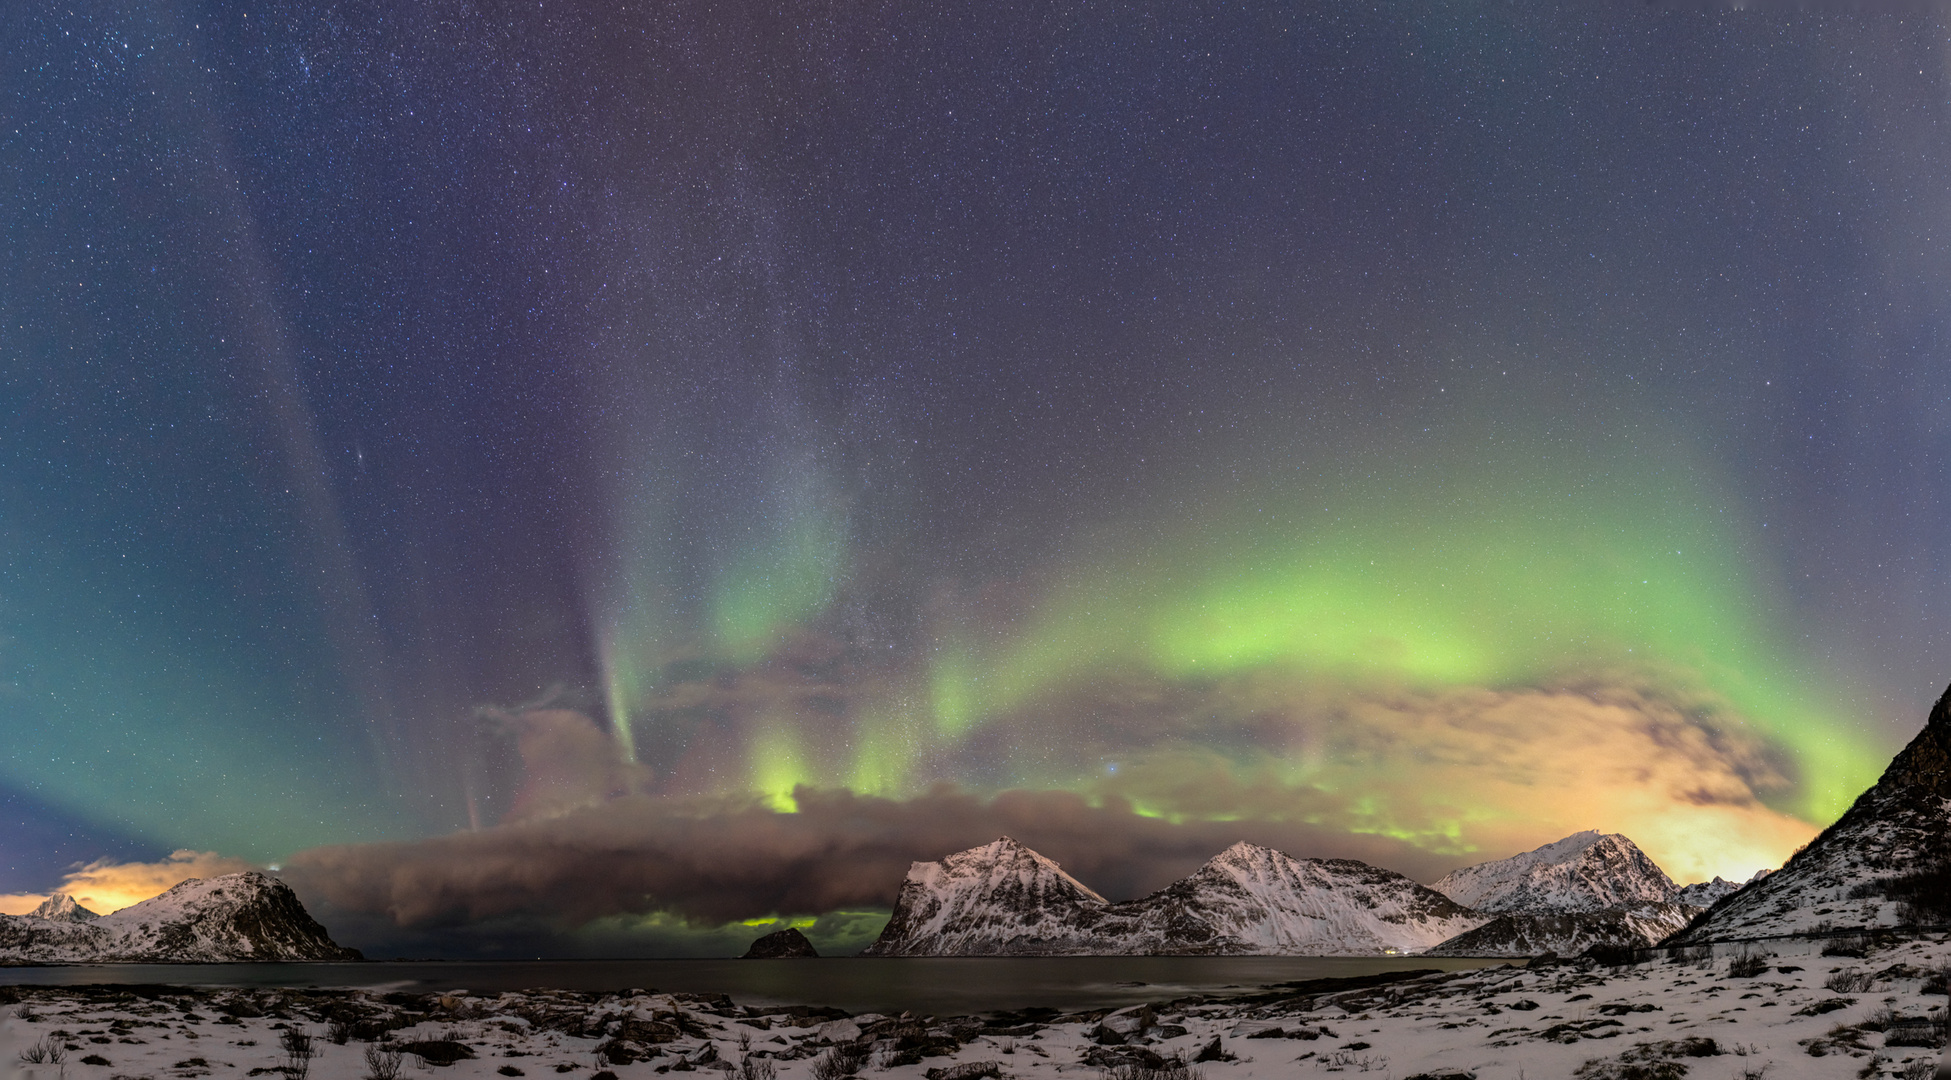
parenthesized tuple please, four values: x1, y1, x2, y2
(1192, 1035, 1235, 1063)
(1424, 901, 1699, 957)
(397, 1039, 476, 1066)
(740, 927, 819, 959)
(924, 1063, 1002, 1080)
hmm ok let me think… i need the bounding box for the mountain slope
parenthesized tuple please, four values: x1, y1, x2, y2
(1669, 682, 1951, 943)
(0, 873, 363, 963)
(1425, 901, 1700, 958)
(1433, 831, 1678, 913)
(863, 839, 1489, 956)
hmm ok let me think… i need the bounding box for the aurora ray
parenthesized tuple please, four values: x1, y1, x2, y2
(3, 1, 1944, 955)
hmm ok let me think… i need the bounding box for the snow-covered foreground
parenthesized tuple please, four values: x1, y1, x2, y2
(2, 936, 1945, 1080)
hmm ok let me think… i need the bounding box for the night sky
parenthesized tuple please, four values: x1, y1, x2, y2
(6, 3, 1951, 955)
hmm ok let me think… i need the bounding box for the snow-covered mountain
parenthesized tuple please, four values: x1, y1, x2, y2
(862, 838, 1489, 956)
(28, 894, 99, 923)
(1432, 831, 1678, 913)
(1424, 901, 1700, 958)
(1669, 682, 1951, 944)
(1672, 877, 1742, 907)
(1420, 833, 1754, 956)
(0, 872, 362, 963)
(861, 838, 1113, 956)
(865, 829, 1783, 958)
(1123, 842, 1491, 955)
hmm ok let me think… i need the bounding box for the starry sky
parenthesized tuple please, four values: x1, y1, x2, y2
(5, 3, 1951, 956)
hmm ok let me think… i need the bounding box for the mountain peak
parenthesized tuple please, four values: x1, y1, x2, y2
(966, 835, 1039, 860)
(862, 838, 1111, 956)
(29, 894, 99, 923)
(1207, 841, 1283, 868)
(1433, 831, 1677, 913)
(955, 836, 1033, 862)
(1197, 842, 1298, 885)
(932, 838, 1104, 897)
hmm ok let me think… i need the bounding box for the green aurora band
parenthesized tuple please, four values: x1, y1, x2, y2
(921, 444, 1881, 826)
(598, 429, 1883, 838)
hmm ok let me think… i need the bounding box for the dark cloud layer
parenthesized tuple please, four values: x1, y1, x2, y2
(2, 670, 1821, 954)
(283, 785, 1448, 936)
(275, 671, 1824, 956)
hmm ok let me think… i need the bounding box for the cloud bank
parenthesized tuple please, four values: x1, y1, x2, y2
(282, 785, 1450, 933)
(6, 673, 1827, 957)
(0, 850, 255, 916)
(267, 674, 1820, 955)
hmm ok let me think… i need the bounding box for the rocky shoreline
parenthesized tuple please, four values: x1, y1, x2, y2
(3, 933, 1945, 1080)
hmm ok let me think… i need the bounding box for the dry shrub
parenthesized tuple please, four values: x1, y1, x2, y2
(363, 1044, 404, 1080)
(1824, 969, 1875, 993)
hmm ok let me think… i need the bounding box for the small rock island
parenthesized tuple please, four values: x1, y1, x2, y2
(740, 926, 819, 958)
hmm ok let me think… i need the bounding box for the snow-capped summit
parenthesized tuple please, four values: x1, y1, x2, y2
(1420, 834, 1760, 957)
(862, 838, 1489, 956)
(28, 894, 99, 923)
(0, 872, 361, 963)
(1142, 843, 1489, 955)
(861, 837, 1110, 956)
(940, 837, 1107, 900)
(1432, 831, 1678, 913)
(1671, 682, 1951, 943)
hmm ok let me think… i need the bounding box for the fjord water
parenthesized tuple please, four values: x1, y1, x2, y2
(0, 957, 1513, 1015)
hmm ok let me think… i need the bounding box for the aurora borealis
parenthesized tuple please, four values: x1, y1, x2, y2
(6, 4, 1951, 955)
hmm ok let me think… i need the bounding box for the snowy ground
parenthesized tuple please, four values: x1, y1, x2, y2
(2, 935, 1945, 1080)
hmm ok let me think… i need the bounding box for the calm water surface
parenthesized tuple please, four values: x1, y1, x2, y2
(0, 957, 1517, 1016)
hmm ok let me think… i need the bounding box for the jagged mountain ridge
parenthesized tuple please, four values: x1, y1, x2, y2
(1669, 682, 1951, 944)
(0, 872, 362, 963)
(864, 838, 1489, 956)
(1432, 831, 1680, 913)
